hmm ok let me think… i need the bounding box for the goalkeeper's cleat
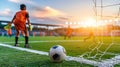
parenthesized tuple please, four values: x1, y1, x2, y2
(4, 24, 11, 31)
(14, 44, 19, 47)
(24, 44, 31, 48)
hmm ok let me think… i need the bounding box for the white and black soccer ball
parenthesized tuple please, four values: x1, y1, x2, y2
(49, 45, 66, 62)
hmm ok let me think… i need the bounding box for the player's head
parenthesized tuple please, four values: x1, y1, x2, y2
(20, 4, 26, 10)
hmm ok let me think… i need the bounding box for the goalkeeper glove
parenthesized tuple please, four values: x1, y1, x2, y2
(29, 24, 33, 31)
(4, 24, 11, 31)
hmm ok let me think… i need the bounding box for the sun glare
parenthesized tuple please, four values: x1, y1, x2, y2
(65, 17, 118, 28)
(83, 18, 97, 27)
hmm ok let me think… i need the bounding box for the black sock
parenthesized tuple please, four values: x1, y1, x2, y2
(15, 37, 18, 44)
(25, 36, 28, 44)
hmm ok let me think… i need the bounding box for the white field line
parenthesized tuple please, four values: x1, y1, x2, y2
(2, 40, 83, 43)
(0, 43, 99, 66)
(0, 43, 48, 55)
(65, 56, 99, 66)
(98, 55, 120, 67)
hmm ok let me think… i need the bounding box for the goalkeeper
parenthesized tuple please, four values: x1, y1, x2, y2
(9, 4, 32, 48)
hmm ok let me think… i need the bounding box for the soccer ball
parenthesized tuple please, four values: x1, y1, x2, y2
(49, 45, 66, 62)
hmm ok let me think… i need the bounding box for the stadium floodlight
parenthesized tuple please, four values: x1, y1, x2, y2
(114, 19, 119, 22)
(70, 22, 72, 25)
(109, 20, 112, 22)
(65, 22, 68, 25)
(99, 20, 103, 23)
(78, 22, 80, 25)
(74, 22, 77, 24)
(104, 20, 108, 23)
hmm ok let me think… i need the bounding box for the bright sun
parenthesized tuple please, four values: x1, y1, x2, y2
(83, 18, 97, 27)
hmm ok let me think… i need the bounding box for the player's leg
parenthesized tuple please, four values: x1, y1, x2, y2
(64, 32, 67, 39)
(64, 34, 67, 39)
(21, 31, 25, 37)
(14, 30, 20, 46)
(8, 34, 12, 37)
(24, 28, 30, 48)
(68, 33, 72, 39)
(84, 36, 91, 42)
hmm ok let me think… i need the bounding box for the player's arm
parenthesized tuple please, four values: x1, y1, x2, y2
(26, 13, 32, 31)
(4, 15, 15, 30)
(11, 15, 16, 23)
(27, 18, 31, 25)
(26, 13, 31, 25)
(7, 15, 16, 26)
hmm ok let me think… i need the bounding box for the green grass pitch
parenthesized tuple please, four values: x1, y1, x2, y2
(0, 46, 93, 67)
(0, 36, 120, 66)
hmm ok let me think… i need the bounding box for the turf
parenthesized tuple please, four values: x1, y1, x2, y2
(115, 64, 120, 67)
(0, 46, 93, 67)
(0, 36, 120, 60)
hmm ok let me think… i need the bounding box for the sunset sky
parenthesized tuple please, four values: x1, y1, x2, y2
(0, 0, 120, 26)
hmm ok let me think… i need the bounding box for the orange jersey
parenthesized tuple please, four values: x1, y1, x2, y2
(14, 10, 28, 24)
(13, 10, 29, 30)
